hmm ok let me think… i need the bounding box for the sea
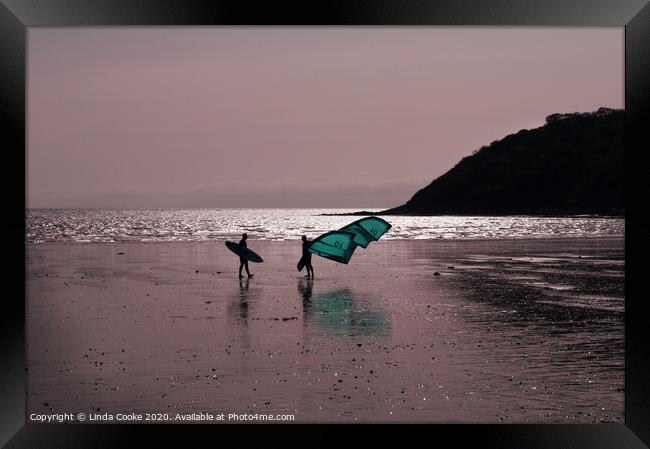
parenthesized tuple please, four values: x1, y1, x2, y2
(26, 208, 624, 244)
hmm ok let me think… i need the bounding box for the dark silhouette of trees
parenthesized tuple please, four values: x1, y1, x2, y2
(382, 108, 623, 216)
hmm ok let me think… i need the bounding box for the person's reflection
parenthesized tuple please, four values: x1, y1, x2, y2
(238, 278, 250, 320)
(229, 278, 255, 325)
(224, 277, 258, 369)
(298, 277, 314, 320)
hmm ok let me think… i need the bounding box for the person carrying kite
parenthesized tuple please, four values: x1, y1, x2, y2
(300, 235, 314, 279)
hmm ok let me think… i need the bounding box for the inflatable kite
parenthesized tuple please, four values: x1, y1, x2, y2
(307, 216, 392, 264)
(307, 230, 357, 264)
(339, 216, 392, 250)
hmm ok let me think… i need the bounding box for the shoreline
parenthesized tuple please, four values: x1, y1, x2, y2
(26, 234, 626, 246)
(26, 210, 625, 245)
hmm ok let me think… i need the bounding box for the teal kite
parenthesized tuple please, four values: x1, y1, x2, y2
(339, 216, 392, 250)
(307, 230, 357, 264)
(308, 216, 392, 265)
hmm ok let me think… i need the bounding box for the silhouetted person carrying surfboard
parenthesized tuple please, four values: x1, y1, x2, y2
(225, 234, 263, 277)
(238, 233, 254, 279)
(299, 235, 314, 279)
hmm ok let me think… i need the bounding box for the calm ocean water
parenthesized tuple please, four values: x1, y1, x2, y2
(25, 209, 624, 244)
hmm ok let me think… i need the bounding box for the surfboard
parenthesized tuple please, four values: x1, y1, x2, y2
(225, 241, 264, 263)
(297, 256, 307, 272)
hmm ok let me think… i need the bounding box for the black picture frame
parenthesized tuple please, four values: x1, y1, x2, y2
(2, 0, 649, 447)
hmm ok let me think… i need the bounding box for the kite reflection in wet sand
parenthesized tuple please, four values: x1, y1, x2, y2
(308, 216, 392, 264)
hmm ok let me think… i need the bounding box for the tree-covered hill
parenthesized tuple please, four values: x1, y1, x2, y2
(382, 108, 623, 216)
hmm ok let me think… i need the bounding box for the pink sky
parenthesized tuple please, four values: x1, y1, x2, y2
(27, 27, 623, 208)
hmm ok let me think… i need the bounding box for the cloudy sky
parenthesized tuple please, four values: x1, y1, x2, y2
(28, 27, 623, 208)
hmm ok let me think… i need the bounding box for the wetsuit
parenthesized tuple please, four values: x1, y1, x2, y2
(239, 238, 247, 264)
(302, 240, 313, 277)
(302, 240, 312, 262)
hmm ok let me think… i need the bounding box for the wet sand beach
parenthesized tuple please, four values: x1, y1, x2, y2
(26, 238, 624, 423)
